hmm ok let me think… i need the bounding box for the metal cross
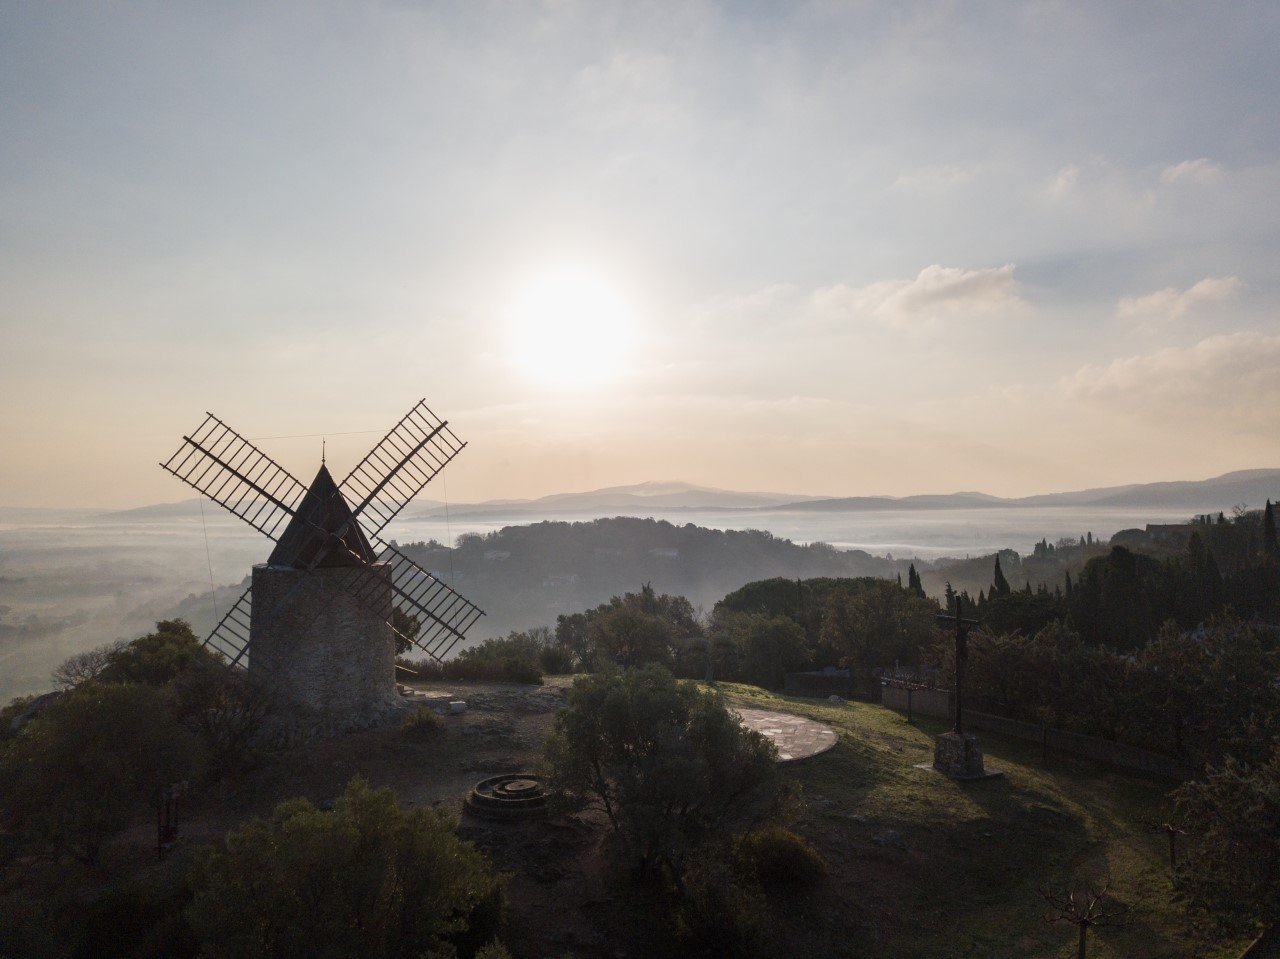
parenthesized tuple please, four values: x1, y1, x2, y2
(937, 590, 980, 735)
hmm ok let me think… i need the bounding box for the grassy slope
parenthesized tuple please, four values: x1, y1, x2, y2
(713, 683, 1245, 959)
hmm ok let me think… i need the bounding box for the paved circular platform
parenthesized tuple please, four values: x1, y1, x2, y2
(735, 707, 839, 762)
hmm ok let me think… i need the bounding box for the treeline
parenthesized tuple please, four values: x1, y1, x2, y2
(413, 576, 942, 694)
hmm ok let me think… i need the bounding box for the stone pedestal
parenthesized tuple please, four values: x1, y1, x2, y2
(249, 562, 400, 725)
(932, 731, 999, 780)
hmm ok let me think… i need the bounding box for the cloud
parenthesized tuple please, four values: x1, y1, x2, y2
(1115, 276, 1242, 323)
(1160, 158, 1224, 186)
(813, 264, 1027, 329)
(1064, 331, 1280, 432)
(1043, 164, 1081, 201)
(892, 165, 982, 193)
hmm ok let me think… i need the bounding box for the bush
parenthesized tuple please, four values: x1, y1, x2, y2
(446, 635, 544, 685)
(675, 849, 772, 959)
(735, 826, 826, 885)
(400, 705, 445, 740)
(0, 683, 204, 866)
(544, 665, 786, 879)
(538, 643, 575, 675)
(187, 777, 504, 959)
(1174, 746, 1280, 934)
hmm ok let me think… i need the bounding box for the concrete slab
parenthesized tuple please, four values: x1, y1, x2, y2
(734, 706, 839, 763)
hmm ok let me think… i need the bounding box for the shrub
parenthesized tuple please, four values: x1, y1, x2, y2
(538, 642, 575, 675)
(446, 636, 544, 685)
(400, 705, 444, 740)
(474, 941, 512, 959)
(544, 665, 786, 879)
(735, 826, 826, 885)
(0, 683, 204, 866)
(187, 778, 504, 959)
(397, 657, 445, 682)
(1174, 746, 1280, 934)
(674, 849, 772, 959)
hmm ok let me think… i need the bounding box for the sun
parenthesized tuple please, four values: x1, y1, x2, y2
(507, 266, 633, 387)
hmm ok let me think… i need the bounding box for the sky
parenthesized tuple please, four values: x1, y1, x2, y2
(2, 1, 1279, 509)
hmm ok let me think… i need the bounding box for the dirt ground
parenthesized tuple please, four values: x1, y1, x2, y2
(169, 675, 662, 958)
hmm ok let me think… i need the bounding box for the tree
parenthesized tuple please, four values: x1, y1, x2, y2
(187, 778, 504, 959)
(0, 682, 203, 866)
(98, 619, 220, 686)
(1174, 747, 1280, 934)
(50, 640, 127, 690)
(588, 603, 674, 668)
(822, 579, 939, 672)
(544, 666, 786, 879)
(1039, 876, 1133, 959)
(1265, 499, 1278, 559)
(737, 615, 809, 690)
(992, 555, 1012, 596)
(391, 608, 421, 656)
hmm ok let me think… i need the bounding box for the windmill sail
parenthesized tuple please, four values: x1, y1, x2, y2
(339, 399, 466, 537)
(374, 538, 485, 661)
(163, 406, 484, 672)
(160, 413, 308, 539)
(200, 583, 254, 668)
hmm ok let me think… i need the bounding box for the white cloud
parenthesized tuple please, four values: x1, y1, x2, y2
(813, 264, 1027, 329)
(1115, 276, 1242, 323)
(1064, 331, 1280, 432)
(1043, 164, 1081, 201)
(1160, 158, 1224, 186)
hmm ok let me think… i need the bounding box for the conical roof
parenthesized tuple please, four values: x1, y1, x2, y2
(267, 464, 377, 569)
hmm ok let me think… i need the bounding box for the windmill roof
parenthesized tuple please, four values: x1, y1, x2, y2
(267, 464, 377, 569)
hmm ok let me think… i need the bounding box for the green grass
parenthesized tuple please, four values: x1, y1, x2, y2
(709, 683, 1246, 959)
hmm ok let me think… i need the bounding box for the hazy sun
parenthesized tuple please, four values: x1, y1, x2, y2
(508, 266, 632, 387)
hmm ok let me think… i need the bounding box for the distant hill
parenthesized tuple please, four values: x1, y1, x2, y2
(772, 469, 1280, 514)
(73, 469, 1280, 525)
(396, 516, 899, 638)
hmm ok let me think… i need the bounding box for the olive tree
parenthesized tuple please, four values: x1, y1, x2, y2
(544, 665, 786, 879)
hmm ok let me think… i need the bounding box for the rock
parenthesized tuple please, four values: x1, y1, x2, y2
(827, 694, 845, 704)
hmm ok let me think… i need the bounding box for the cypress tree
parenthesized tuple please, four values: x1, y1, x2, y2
(1265, 500, 1278, 558)
(993, 555, 1011, 596)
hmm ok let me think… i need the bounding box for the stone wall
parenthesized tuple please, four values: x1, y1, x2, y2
(882, 685, 953, 718)
(250, 562, 399, 721)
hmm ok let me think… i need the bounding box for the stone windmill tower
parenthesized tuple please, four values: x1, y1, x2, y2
(160, 401, 484, 721)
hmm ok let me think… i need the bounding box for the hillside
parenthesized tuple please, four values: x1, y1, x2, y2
(395, 517, 901, 637)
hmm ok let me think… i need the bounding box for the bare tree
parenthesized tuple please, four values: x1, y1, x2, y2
(1039, 876, 1134, 959)
(49, 640, 127, 690)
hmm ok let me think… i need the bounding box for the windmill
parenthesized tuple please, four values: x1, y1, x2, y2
(159, 400, 484, 719)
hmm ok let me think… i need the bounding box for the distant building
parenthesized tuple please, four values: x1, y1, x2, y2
(649, 547, 679, 558)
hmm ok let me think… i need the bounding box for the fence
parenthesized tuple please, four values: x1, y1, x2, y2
(880, 685, 1193, 780)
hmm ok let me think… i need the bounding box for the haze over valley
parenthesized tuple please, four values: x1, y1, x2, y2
(4, 469, 1275, 703)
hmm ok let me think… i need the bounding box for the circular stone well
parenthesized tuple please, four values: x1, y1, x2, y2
(465, 773, 549, 820)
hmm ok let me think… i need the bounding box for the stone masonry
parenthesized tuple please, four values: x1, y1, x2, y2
(249, 562, 399, 721)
